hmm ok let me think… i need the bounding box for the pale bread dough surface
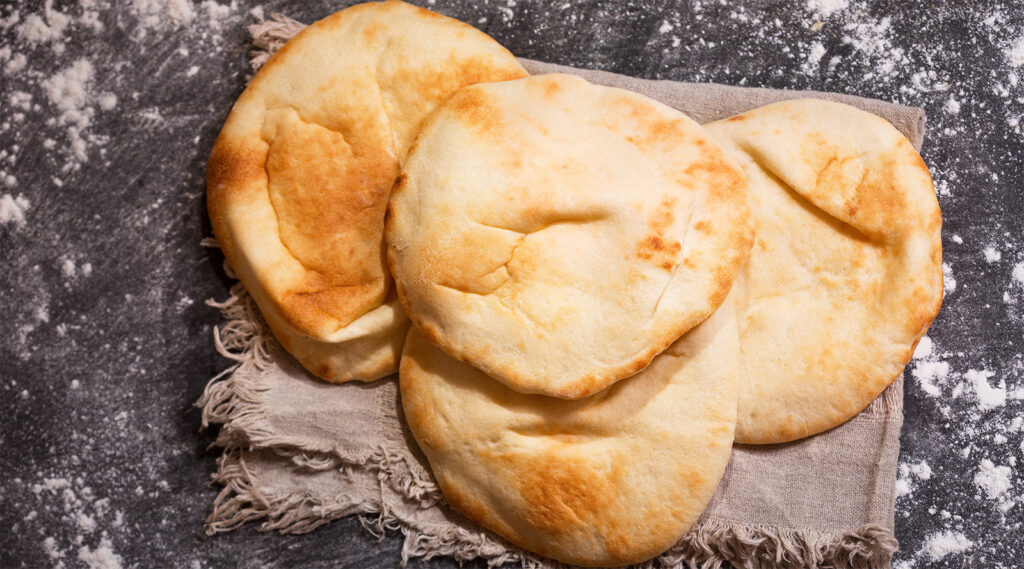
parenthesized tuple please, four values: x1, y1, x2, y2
(705, 98, 942, 444)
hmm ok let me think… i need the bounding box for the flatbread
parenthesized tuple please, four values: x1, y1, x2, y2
(207, 1, 527, 382)
(387, 73, 752, 398)
(704, 99, 943, 444)
(400, 295, 742, 567)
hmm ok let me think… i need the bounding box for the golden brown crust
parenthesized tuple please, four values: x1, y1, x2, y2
(705, 98, 943, 444)
(206, 1, 526, 381)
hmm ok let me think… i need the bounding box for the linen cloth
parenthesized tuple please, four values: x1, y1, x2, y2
(198, 16, 927, 569)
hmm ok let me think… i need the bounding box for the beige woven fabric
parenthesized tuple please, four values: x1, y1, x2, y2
(198, 17, 927, 569)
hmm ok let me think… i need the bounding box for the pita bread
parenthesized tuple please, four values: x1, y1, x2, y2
(704, 99, 943, 444)
(207, 1, 527, 382)
(400, 295, 741, 567)
(387, 74, 752, 398)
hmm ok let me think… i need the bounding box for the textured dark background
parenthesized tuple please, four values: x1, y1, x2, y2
(1, 0, 1022, 568)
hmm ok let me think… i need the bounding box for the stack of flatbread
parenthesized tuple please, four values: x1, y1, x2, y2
(207, 1, 943, 566)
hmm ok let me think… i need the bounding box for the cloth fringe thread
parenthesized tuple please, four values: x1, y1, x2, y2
(205, 444, 897, 569)
(248, 13, 306, 72)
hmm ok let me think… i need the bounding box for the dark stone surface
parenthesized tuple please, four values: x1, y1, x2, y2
(1, 0, 1022, 567)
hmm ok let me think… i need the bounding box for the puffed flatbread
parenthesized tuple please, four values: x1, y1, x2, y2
(704, 99, 943, 444)
(207, 1, 527, 381)
(387, 73, 752, 398)
(400, 295, 742, 567)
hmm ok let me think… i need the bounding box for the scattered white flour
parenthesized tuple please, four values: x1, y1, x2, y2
(131, 0, 196, 32)
(79, 6, 105, 34)
(975, 459, 1013, 500)
(62, 258, 77, 278)
(42, 536, 62, 559)
(896, 460, 933, 498)
(911, 461, 933, 480)
(77, 511, 97, 533)
(24, 474, 126, 567)
(32, 478, 70, 494)
(0, 193, 30, 226)
(658, 20, 673, 34)
(98, 93, 117, 111)
(982, 246, 1001, 263)
(201, 0, 234, 27)
(966, 369, 1006, 409)
(92, 497, 109, 518)
(17, 0, 71, 53)
(78, 538, 123, 569)
(9, 90, 32, 110)
(39, 58, 116, 169)
(1008, 34, 1024, 67)
(44, 58, 91, 110)
(942, 262, 956, 294)
(4, 53, 27, 74)
(803, 41, 826, 72)
(1013, 262, 1024, 286)
(912, 335, 932, 360)
(842, 16, 908, 81)
(806, 0, 848, 19)
(919, 530, 974, 562)
(894, 478, 911, 498)
(42, 59, 97, 165)
(944, 97, 960, 115)
(912, 360, 949, 397)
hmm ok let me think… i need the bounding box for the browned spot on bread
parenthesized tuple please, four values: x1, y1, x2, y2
(205, 135, 269, 281)
(631, 358, 649, 374)
(262, 111, 396, 304)
(206, 137, 267, 204)
(315, 363, 334, 379)
(726, 113, 748, 122)
(637, 235, 682, 267)
(538, 75, 564, 98)
(648, 196, 677, 232)
(281, 285, 382, 332)
(446, 86, 504, 138)
(418, 321, 443, 347)
(360, 19, 385, 42)
(517, 452, 617, 537)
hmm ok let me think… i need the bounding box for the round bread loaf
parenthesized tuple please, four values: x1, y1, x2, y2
(387, 73, 753, 398)
(400, 295, 742, 567)
(206, 1, 527, 382)
(704, 99, 943, 444)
